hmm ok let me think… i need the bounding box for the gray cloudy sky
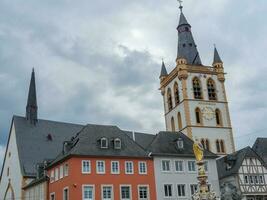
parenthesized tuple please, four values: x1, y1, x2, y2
(0, 0, 267, 167)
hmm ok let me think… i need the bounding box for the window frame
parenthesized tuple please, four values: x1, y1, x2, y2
(125, 161, 134, 174)
(138, 185, 150, 200)
(96, 160, 106, 174)
(100, 138, 108, 149)
(174, 160, 184, 173)
(82, 184, 95, 200)
(190, 184, 198, 195)
(120, 185, 132, 200)
(192, 77, 203, 99)
(207, 78, 217, 101)
(187, 160, 196, 172)
(161, 160, 171, 172)
(163, 184, 173, 197)
(82, 160, 91, 174)
(114, 138, 121, 149)
(101, 185, 114, 200)
(177, 184, 186, 197)
(138, 161, 147, 175)
(50, 192, 56, 200)
(111, 161, 120, 174)
(63, 187, 69, 200)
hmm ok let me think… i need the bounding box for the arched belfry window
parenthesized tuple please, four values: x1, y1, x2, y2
(167, 88, 173, 111)
(215, 109, 222, 126)
(171, 117, 175, 132)
(201, 138, 210, 151)
(220, 140, 225, 153)
(193, 77, 202, 99)
(216, 139, 226, 153)
(207, 78, 217, 100)
(173, 82, 180, 105)
(177, 112, 182, 130)
(195, 107, 202, 125)
(205, 139, 210, 151)
(216, 140, 220, 153)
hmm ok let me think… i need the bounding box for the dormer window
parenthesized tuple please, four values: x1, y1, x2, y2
(100, 138, 108, 149)
(114, 138, 121, 149)
(177, 138, 184, 150)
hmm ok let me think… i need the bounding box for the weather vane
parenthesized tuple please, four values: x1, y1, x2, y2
(177, 0, 183, 11)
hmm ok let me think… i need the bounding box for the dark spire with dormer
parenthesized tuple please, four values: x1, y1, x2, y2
(159, 60, 168, 78)
(26, 68, 38, 125)
(176, 3, 202, 65)
(213, 46, 223, 64)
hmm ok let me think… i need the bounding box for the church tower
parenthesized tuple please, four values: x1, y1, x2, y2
(159, 4, 235, 155)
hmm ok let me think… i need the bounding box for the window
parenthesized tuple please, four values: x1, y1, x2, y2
(138, 162, 147, 174)
(207, 78, 217, 100)
(216, 140, 220, 153)
(83, 185, 94, 200)
(190, 184, 198, 195)
(215, 109, 222, 126)
(64, 163, 69, 177)
(50, 193, 55, 200)
(7, 167, 9, 176)
(220, 140, 225, 153)
(205, 139, 210, 151)
(195, 107, 202, 124)
(120, 186, 131, 200)
(63, 187, 69, 200)
(138, 186, 149, 200)
(171, 117, 175, 132)
(254, 176, 259, 184)
(249, 175, 254, 184)
(174, 82, 180, 105)
(55, 168, 59, 181)
(204, 161, 208, 171)
(60, 165, 64, 179)
(175, 160, 184, 172)
(102, 186, 113, 200)
(167, 88, 173, 111)
(161, 160, 171, 172)
(188, 161, 196, 172)
(50, 170, 55, 183)
(177, 184, 186, 197)
(201, 139, 205, 149)
(244, 175, 249, 184)
(114, 138, 121, 149)
(111, 161, 120, 174)
(164, 184, 173, 197)
(125, 161, 134, 174)
(176, 138, 184, 149)
(82, 160, 91, 174)
(97, 161, 105, 174)
(101, 138, 108, 149)
(193, 78, 202, 99)
(177, 112, 182, 130)
(259, 175, 264, 184)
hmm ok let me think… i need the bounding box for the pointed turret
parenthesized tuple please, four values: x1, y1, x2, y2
(26, 68, 38, 125)
(213, 47, 223, 64)
(159, 60, 168, 78)
(176, 6, 202, 65)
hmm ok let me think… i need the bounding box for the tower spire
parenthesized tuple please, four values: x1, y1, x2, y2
(26, 68, 38, 125)
(159, 59, 168, 78)
(213, 45, 223, 64)
(176, 2, 202, 65)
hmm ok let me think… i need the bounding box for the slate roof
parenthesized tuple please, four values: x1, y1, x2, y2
(48, 124, 150, 168)
(253, 138, 267, 166)
(125, 131, 156, 149)
(13, 116, 84, 177)
(146, 131, 217, 158)
(213, 47, 223, 64)
(217, 146, 265, 179)
(159, 61, 168, 78)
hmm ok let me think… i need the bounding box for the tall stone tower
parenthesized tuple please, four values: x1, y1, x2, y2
(159, 5, 235, 155)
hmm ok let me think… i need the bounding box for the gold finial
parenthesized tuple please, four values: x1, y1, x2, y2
(177, 0, 183, 12)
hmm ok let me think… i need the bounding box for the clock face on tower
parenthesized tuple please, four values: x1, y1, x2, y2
(202, 107, 215, 121)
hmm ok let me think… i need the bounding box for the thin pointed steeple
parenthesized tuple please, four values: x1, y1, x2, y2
(26, 68, 38, 125)
(176, 4, 202, 65)
(159, 60, 168, 78)
(213, 46, 223, 64)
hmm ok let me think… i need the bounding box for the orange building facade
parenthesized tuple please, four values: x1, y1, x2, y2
(47, 157, 156, 200)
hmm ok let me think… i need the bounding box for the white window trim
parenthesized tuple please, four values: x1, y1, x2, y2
(82, 160, 91, 174)
(64, 163, 69, 177)
(60, 165, 64, 179)
(189, 184, 198, 195)
(125, 161, 134, 174)
(101, 138, 108, 149)
(63, 187, 69, 200)
(101, 184, 114, 200)
(138, 184, 150, 200)
(161, 160, 171, 173)
(50, 192, 56, 200)
(187, 160, 197, 173)
(50, 170, 55, 183)
(120, 184, 132, 200)
(174, 160, 184, 173)
(138, 161, 147, 175)
(114, 138, 122, 149)
(111, 161, 120, 174)
(177, 184, 187, 197)
(97, 160, 106, 174)
(82, 184, 95, 200)
(55, 168, 59, 181)
(163, 183, 173, 198)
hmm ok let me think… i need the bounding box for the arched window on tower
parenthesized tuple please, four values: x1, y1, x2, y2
(201, 139, 205, 148)
(195, 107, 202, 125)
(215, 109, 223, 126)
(177, 112, 182, 130)
(167, 88, 173, 111)
(205, 139, 210, 151)
(171, 117, 175, 132)
(174, 82, 180, 105)
(193, 77, 202, 99)
(216, 140, 220, 153)
(220, 140, 225, 153)
(207, 78, 217, 100)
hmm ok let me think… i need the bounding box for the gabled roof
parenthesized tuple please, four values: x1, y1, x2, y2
(253, 138, 267, 165)
(48, 124, 150, 167)
(13, 115, 84, 177)
(146, 131, 217, 158)
(217, 146, 265, 179)
(125, 131, 156, 149)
